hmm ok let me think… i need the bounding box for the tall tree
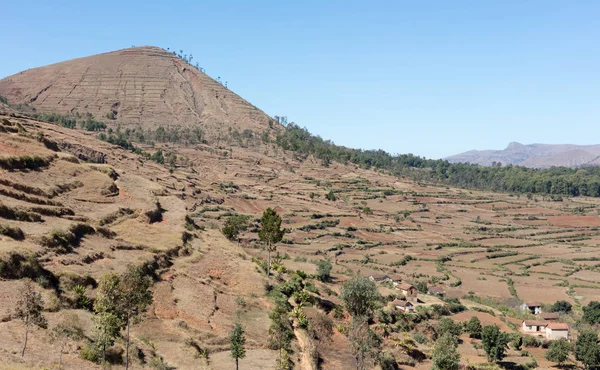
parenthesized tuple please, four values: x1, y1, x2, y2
(482, 325, 509, 363)
(117, 265, 153, 370)
(230, 322, 246, 370)
(545, 338, 571, 366)
(14, 280, 48, 357)
(575, 331, 600, 369)
(259, 208, 284, 277)
(93, 273, 122, 362)
(431, 332, 460, 370)
(222, 214, 250, 247)
(340, 274, 381, 319)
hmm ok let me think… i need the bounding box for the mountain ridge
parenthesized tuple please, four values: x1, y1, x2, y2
(446, 142, 600, 168)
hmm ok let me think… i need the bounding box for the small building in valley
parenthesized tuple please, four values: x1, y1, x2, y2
(369, 274, 391, 284)
(428, 285, 446, 297)
(522, 320, 548, 333)
(392, 299, 414, 312)
(397, 282, 418, 302)
(522, 301, 542, 314)
(546, 323, 569, 340)
(538, 313, 559, 321)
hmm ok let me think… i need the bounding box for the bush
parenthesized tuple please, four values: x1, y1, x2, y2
(0, 223, 25, 240)
(315, 258, 332, 282)
(0, 252, 58, 288)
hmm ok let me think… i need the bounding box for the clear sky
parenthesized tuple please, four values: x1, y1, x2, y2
(1, 1, 599, 159)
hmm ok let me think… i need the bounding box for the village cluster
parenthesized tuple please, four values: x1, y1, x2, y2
(369, 274, 571, 341)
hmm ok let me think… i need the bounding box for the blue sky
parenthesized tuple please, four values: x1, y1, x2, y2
(1, 1, 599, 159)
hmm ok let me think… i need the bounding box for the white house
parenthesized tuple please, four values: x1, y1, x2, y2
(522, 320, 548, 333)
(521, 301, 542, 314)
(546, 323, 569, 340)
(392, 299, 414, 312)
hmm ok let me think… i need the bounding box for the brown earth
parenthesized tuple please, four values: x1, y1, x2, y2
(0, 48, 598, 369)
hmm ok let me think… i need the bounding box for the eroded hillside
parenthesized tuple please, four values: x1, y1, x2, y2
(1, 111, 600, 369)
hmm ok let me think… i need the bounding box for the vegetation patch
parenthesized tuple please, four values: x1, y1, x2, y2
(0, 202, 43, 222)
(0, 223, 25, 240)
(0, 155, 54, 171)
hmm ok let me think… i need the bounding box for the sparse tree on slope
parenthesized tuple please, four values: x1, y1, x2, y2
(117, 265, 153, 370)
(482, 325, 509, 363)
(545, 338, 571, 366)
(222, 214, 250, 247)
(14, 280, 48, 357)
(340, 274, 381, 320)
(432, 332, 460, 370)
(575, 331, 600, 369)
(230, 322, 246, 370)
(466, 316, 482, 339)
(259, 208, 284, 277)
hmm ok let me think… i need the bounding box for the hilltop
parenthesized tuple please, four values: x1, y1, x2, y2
(0, 46, 275, 139)
(447, 142, 600, 168)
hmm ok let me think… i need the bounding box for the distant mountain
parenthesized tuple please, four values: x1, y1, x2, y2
(446, 142, 600, 168)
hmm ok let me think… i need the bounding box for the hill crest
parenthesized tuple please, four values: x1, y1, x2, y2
(0, 46, 274, 138)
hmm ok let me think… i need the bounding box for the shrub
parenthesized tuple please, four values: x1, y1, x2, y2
(0, 223, 25, 240)
(0, 252, 58, 288)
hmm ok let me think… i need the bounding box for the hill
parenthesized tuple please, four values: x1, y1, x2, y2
(446, 142, 600, 168)
(1, 48, 600, 370)
(0, 46, 275, 140)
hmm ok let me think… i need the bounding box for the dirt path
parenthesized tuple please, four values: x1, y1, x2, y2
(294, 325, 317, 370)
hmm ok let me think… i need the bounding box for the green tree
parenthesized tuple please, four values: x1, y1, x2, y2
(437, 317, 462, 338)
(14, 280, 48, 357)
(482, 325, 509, 363)
(258, 208, 284, 277)
(466, 316, 482, 339)
(325, 190, 336, 201)
(222, 215, 250, 247)
(49, 313, 84, 367)
(551, 300, 572, 313)
(340, 274, 381, 319)
(91, 311, 122, 363)
(230, 322, 246, 370)
(315, 258, 333, 282)
(118, 265, 153, 370)
(432, 332, 460, 370)
(582, 301, 600, 324)
(93, 273, 123, 363)
(575, 331, 600, 369)
(545, 338, 571, 366)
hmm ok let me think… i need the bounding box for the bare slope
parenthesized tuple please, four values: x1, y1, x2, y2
(447, 141, 600, 168)
(0, 46, 273, 137)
